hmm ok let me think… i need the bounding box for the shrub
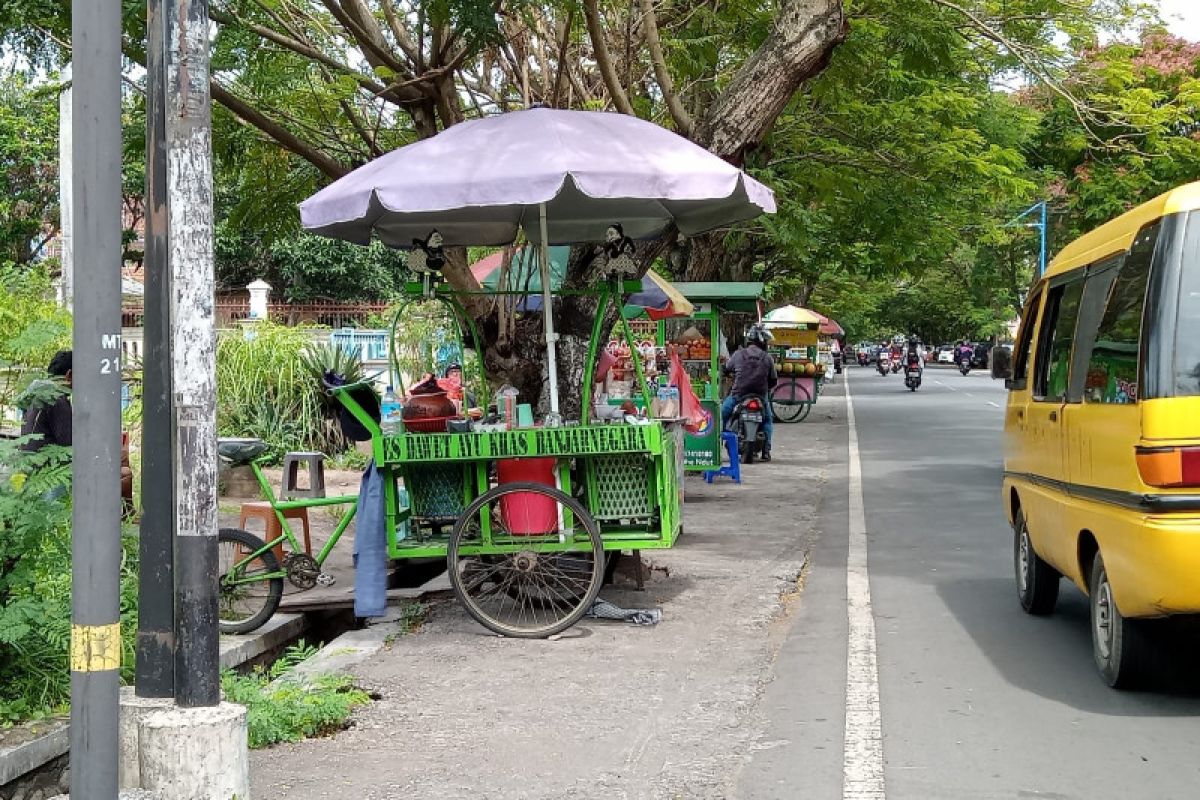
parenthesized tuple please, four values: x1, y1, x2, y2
(216, 323, 357, 463)
(220, 642, 370, 749)
(0, 441, 139, 724)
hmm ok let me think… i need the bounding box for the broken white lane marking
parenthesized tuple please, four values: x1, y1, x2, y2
(843, 376, 886, 800)
(988, 401, 1001, 408)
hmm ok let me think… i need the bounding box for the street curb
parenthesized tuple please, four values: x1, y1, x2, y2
(274, 615, 407, 686)
(0, 614, 308, 792)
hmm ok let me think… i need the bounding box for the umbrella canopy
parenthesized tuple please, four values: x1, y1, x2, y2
(763, 305, 823, 327)
(814, 312, 844, 336)
(299, 108, 775, 247)
(470, 247, 693, 317)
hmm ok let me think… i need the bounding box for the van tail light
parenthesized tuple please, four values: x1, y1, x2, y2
(746, 399, 762, 411)
(1136, 446, 1200, 488)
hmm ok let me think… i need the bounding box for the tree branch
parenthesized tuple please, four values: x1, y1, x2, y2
(211, 82, 349, 180)
(639, 0, 692, 134)
(582, 0, 636, 115)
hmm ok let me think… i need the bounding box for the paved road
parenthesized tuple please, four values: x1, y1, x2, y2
(741, 366, 1200, 800)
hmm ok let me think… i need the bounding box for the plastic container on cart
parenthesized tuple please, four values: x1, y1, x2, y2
(496, 457, 558, 535)
(381, 386, 402, 435)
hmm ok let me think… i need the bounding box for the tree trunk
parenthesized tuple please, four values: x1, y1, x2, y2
(694, 0, 847, 164)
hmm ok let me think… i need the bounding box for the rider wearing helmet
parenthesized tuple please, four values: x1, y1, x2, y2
(906, 335, 925, 366)
(721, 324, 778, 461)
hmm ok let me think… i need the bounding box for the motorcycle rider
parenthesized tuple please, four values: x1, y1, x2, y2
(905, 335, 925, 367)
(956, 339, 974, 366)
(722, 324, 778, 461)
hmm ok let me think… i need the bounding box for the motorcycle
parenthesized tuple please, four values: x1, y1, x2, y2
(877, 352, 891, 376)
(959, 353, 972, 376)
(857, 350, 870, 367)
(726, 395, 769, 464)
(833, 350, 844, 374)
(904, 357, 923, 391)
(890, 354, 903, 374)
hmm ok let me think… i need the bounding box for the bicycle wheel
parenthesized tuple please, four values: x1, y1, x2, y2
(448, 482, 604, 638)
(218, 527, 284, 635)
(771, 381, 811, 423)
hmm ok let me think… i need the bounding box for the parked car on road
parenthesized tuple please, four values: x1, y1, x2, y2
(936, 347, 956, 364)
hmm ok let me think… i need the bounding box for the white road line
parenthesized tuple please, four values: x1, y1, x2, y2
(988, 401, 1001, 408)
(843, 377, 886, 800)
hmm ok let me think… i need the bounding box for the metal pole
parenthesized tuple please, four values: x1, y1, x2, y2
(1039, 200, 1049, 279)
(136, 0, 176, 698)
(165, 0, 220, 707)
(69, 0, 123, 793)
(58, 63, 74, 310)
(537, 203, 560, 416)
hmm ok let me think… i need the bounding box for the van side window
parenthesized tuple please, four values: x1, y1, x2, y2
(1068, 257, 1122, 403)
(1034, 280, 1084, 402)
(1011, 289, 1042, 386)
(1084, 223, 1159, 403)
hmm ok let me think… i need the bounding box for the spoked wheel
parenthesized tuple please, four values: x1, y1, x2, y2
(218, 527, 284, 635)
(771, 380, 812, 423)
(448, 482, 604, 638)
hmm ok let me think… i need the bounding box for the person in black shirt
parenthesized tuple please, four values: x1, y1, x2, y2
(20, 350, 73, 452)
(721, 324, 778, 461)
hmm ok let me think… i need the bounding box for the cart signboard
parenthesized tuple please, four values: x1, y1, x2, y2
(682, 399, 722, 471)
(770, 327, 819, 347)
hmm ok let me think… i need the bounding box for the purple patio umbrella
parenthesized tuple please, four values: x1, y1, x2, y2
(300, 108, 775, 414)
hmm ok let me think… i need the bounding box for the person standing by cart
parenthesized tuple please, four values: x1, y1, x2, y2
(721, 324, 778, 461)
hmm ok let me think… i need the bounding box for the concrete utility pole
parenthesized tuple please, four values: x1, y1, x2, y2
(136, 0, 176, 699)
(58, 63, 73, 309)
(69, 0, 124, 795)
(164, 0, 220, 708)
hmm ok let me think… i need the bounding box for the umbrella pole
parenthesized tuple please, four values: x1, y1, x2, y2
(538, 202, 561, 417)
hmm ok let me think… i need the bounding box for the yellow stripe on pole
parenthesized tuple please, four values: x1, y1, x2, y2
(70, 623, 122, 672)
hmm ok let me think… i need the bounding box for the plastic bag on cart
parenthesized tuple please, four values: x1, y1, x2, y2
(668, 350, 708, 434)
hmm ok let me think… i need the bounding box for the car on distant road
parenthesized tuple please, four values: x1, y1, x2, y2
(936, 347, 956, 364)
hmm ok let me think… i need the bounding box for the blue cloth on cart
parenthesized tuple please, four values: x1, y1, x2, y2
(353, 460, 388, 619)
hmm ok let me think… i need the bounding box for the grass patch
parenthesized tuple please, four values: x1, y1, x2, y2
(220, 642, 370, 749)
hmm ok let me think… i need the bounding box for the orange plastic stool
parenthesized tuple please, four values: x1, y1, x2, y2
(238, 502, 312, 564)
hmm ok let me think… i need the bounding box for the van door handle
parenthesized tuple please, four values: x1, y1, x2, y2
(1049, 411, 1058, 422)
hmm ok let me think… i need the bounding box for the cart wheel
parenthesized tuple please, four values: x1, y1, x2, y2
(771, 381, 812, 423)
(448, 482, 604, 639)
(218, 527, 284, 635)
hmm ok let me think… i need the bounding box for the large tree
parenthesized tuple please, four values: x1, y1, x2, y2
(0, 0, 1153, 410)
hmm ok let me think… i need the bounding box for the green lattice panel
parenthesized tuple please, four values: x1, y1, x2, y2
(405, 463, 467, 520)
(591, 454, 654, 521)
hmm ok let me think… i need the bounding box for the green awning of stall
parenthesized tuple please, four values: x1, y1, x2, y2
(668, 282, 765, 314)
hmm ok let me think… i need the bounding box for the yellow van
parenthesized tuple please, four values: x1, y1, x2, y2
(994, 183, 1200, 688)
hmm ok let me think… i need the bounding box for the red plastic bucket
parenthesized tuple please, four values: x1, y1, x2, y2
(496, 458, 558, 535)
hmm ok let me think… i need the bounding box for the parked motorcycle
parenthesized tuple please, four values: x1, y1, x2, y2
(726, 395, 769, 464)
(904, 358, 923, 391)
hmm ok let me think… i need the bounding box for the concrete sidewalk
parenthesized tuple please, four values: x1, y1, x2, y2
(249, 395, 844, 800)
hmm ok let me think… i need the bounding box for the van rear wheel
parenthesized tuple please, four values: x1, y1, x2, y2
(1090, 553, 1156, 689)
(1014, 513, 1058, 615)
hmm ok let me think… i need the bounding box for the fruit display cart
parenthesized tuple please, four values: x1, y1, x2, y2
(624, 282, 764, 471)
(763, 305, 826, 423)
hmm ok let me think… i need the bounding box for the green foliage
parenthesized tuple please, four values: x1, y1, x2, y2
(218, 324, 366, 462)
(216, 229, 411, 304)
(0, 445, 140, 724)
(0, 73, 60, 265)
(220, 642, 370, 749)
